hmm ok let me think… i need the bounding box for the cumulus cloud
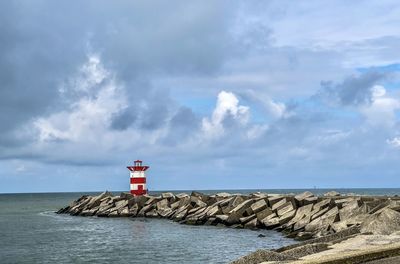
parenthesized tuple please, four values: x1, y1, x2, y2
(202, 91, 250, 138)
(387, 137, 400, 148)
(359, 85, 400, 127)
(34, 54, 128, 143)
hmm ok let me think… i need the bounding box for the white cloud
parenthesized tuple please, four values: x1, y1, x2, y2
(387, 137, 400, 148)
(359, 85, 400, 127)
(202, 91, 249, 138)
(34, 54, 128, 143)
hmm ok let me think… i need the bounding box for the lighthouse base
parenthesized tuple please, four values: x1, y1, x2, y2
(130, 189, 147, 196)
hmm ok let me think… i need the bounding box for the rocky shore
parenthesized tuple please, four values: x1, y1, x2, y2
(57, 191, 400, 263)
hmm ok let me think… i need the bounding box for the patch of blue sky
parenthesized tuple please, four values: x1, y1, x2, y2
(357, 63, 400, 73)
(173, 94, 216, 116)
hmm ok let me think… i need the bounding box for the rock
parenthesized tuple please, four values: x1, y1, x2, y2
(229, 199, 254, 215)
(258, 234, 266, 237)
(206, 205, 221, 217)
(285, 204, 313, 227)
(215, 192, 231, 198)
(137, 204, 154, 217)
(270, 197, 287, 211)
(305, 207, 339, 232)
(215, 214, 228, 222)
(205, 217, 217, 225)
(158, 208, 173, 218)
(86, 191, 112, 209)
(268, 195, 285, 207)
(244, 218, 259, 229)
(293, 215, 311, 231)
(223, 196, 245, 214)
(240, 214, 257, 224)
(250, 199, 267, 214)
(161, 192, 175, 199)
(303, 196, 318, 205)
(324, 191, 341, 197)
(129, 204, 139, 216)
(114, 200, 129, 211)
(262, 217, 280, 228)
(313, 198, 332, 211)
(156, 199, 169, 210)
(335, 197, 359, 208)
(146, 209, 158, 217)
(256, 208, 274, 222)
(361, 208, 400, 235)
(176, 193, 189, 199)
(277, 202, 295, 217)
(279, 209, 296, 225)
(190, 196, 207, 208)
(339, 200, 365, 220)
(294, 191, 314, 206)
(311, 206, 329, 220)
(119, 207, 131, 217)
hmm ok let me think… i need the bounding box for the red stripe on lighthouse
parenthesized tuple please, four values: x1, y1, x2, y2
(130, 177, 146, 184)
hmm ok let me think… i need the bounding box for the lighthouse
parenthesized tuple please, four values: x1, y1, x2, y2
(127, 160, 149, 196)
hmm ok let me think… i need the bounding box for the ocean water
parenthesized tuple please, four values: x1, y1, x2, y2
(0, 189, 399, 264)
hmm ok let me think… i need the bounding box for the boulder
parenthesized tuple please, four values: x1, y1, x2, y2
(146, 209, 158, 217)
(324, 191, 341, 197)
(303, 196, 318, 205)
(286, 204, 313, 227)
(279, 209, 296, 225)
(161, 192, 175, 199)
(190, 196, 207, 208)
(250, 199, 268, 214)
(244, 218, 259, 229)
(310, 206, 329, 221)
(339, 200, 365, 220)
(158, 208, 173, 218)
(277, 202, 295, 217)
(176, 193, 189, 199)
(361, 207, 400, 235)
(215, 214, 229, 222)
(305, 207, 339, 232)
(119, 207, 132, 217)
(206, 205, 221, 217)
(229, 199, 254, 216)
(215, 192, 232, 198)
(240, 214, 257, 224)
(293, 215, 311, 231)
(267, 195, 285, 207)
(137, 204, 154, 217)
(256, 208, 274, 222)
(86, 191, 112, 209)
(223, 196, 245, 214)
(156, 199, 170, 210)
(294, 191, 314, 206)
(262, 217, 280, 228)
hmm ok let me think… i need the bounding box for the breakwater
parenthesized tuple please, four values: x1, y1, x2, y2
(57, 191, 400, 263)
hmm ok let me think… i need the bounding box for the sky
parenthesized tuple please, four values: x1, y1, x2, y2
(2, 0, 400, 193)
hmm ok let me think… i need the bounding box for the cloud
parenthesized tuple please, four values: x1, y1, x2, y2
(202, 91, 249, 138)
(359, 85, 400, 127)
(387, 137, 400, 148)
(317, 72, 386, 106)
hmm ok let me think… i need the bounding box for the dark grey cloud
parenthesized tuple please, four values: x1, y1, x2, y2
(317, 72, 386, 106)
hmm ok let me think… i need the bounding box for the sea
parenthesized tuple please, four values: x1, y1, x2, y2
(0, 188, 399, 264)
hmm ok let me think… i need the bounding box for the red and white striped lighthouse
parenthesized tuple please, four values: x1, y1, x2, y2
(127, 160, 149, 196)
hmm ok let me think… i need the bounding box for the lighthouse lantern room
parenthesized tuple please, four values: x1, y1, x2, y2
(127, 160, 149, 196)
